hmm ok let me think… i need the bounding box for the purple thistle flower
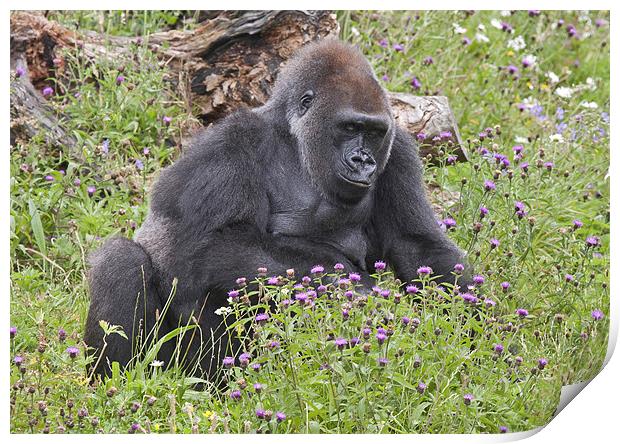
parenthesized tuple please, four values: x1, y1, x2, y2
(586, 236, 600, 247)
(440, 131, 453, 139)
(381, 74, 389, 82)
(255, 313, 269, 324)
(572, 219, 583, 230)
(544, 162, 554, 171)
(453, 263, 465, 274)
(376, 332, 387, 345)
(500, 281, 510, 291)
(423, 56, 434, 65)
(101, 139, 109, 154)
(228, 290, 240, 299)
(493, 343, 504, 354)
(130, 423, 140, 432)
(416, 382, 426, 394)
(222, 356, 235, 368)
(255, 408, 265, 418)
(412, 318, 421, 326)
(591, 309, 604, 321)
(393, 43, 404, 52)
(473, 275, 485, 286)
(442, 218, 457, 229)
(276, 412, 287, 422)
(507, 65, 519, 75)
(446, 155, 457, 165)
(462, 37, 472, 45)
(378, 357, 389, 367)
(538, 358, 548, 369)
(311, 265, 324, 274)
(73, 178, 81, 186)
(239, 352, 251, 367)
(380, 289, 391, 299)
(463, 394, 474, 405)
(411, 76, 422, 90)
(253, 383, 263, 393)
(116, 75, 125, 85)
(58, 328, 67, 342)
(417, 266, 432, 276)
(10, 326, 17, 338)
(350, 337, 360, 346)
(135, 159, 144, 171)
(516, 308, 529, 317)
(143, 147, 150, 155)
(479, 207, 489, 218)
(16, 66, 25, 77)
(595, 18, 607, 28)
(483, 180, 496, 192)
(162, 116, 172, 125)
(564, 274, 574, 282)
(402, 316, 411, 326)
(338, 278, 351, 289)
(484, 298, 496, 308)
(87, 185, 96, 196)
(490, 238, 500, 249)
(14, 355, 24, 366)
(374, 260, 386, 271)
(334, 337, 347, 350)
(513, 145, 523, 154)
(362, 327, 371, 339)
(460, 292, 478, 304)
(416, 132, 426, 141)
(334, 263, 345, 271)
(251, 363, 261, 372)
(406, 284, 419, 294)
(66, 346, 79, 359)
(501, 22, 513, 32)
(378, 38, 389, 48)
(349, 272, 361, 282)
(42, 86, 54, 97)
(230, 390, 241, 400)
(268, 340, 280, 350)
(514, 201, 526, 212)
(266, 276, 279, 286)
(45, 175, 54, 182)
(499, 425, 508, 433)
(520, 161, 529, 172)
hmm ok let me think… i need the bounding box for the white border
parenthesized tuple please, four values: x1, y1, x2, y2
(3, 2, 618, 441)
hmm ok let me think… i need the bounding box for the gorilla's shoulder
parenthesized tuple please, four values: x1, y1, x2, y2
(187, 108, 268, 160)
(149, 109, 268, 224)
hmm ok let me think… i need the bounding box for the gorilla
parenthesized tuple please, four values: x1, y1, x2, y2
(85, 38, 469, 379)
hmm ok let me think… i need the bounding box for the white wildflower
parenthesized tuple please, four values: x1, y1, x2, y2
(555, 87, 574, 99)
(515, 136, 529, 144)
(585, 77, 597, 91)
(453, 23, 467, 34)
(500, 10, 511, 17)
(214, 306, 232, 316)
(491, 18, 503, 29)
(549, 134, 565, 143)
(350, 26, 360, 37)
(475, 33, 490, 43)
(546, 71, 560, 84)
(522, 54, 537, 67)
(580, 101, 598, 109)
(507, 35, 526, 51)
(150, 360, 164, 368)
(478, 23, 486, 31)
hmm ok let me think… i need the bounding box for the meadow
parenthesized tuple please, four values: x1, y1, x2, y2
(9, 10, 609, 433)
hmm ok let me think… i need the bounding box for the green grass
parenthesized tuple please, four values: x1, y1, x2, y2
(10, 10, 609, 433)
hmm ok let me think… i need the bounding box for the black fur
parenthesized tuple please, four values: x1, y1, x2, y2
(85, 39, 469, 379)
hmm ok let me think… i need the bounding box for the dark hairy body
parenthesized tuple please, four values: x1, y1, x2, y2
(85, 39, 469, 379)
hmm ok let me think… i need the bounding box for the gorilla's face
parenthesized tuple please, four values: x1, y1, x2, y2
(290, 80, 394, 205)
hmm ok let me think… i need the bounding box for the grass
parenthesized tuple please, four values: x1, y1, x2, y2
(9, 10, 609, 433)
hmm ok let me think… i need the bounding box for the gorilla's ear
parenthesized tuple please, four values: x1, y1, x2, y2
(298, 90, 315, 116)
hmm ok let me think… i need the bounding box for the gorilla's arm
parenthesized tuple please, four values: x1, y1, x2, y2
(147, 110, 358, 294)
(369, 128, 469, 284)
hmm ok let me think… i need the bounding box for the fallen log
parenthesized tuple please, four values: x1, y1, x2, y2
(10, 10, 466, 161)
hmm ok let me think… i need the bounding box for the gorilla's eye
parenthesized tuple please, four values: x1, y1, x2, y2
(299, 90, 315, 116)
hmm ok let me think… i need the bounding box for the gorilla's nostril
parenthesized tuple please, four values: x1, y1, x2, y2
(350, 154, 364, 164)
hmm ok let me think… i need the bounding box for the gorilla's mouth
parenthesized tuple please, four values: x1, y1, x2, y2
(338, 173, 372, 188)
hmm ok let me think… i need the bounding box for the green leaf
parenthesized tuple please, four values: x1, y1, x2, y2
(28, 199, 46, 255)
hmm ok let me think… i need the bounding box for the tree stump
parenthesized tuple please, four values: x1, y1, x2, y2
(10, 10, 466, 161)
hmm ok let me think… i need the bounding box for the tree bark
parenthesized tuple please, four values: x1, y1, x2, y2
(10, 10, 466, 161)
